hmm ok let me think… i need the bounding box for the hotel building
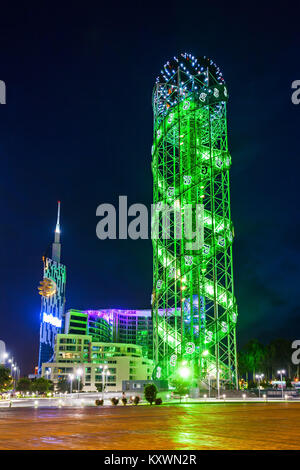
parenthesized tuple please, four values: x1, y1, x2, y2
(42, 334, 153, 392)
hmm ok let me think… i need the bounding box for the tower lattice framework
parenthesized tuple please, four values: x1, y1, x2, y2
(151, 53, 238, 389)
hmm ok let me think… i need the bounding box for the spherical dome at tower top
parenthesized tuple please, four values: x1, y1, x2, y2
(153, 53, 227, 123)
(156, 52, 225, 86)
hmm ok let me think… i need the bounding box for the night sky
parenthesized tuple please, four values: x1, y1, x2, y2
(1, 4, 299, 374)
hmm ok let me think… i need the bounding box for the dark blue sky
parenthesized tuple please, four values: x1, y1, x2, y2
(0, 3, 299, 374)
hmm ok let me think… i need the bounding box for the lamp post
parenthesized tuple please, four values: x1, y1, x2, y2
(277, 370, 285, 399)
(69, 373, 74, 395)
(76, 368, 83, 397)
(208, 375, 212, 398)
(2, 352, 8, 364)
(101, 366, 109, 402)
(255, 374, 264, 398)
(106, 370, 110, 397)
(12, 365, 17, 389)
(17, 366, 20, 382)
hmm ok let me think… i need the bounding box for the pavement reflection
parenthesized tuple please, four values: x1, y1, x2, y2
(0, 403, 299, 450)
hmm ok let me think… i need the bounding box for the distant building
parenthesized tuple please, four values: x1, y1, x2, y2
(122, 379, 168, 393)
(38, 202, 66, 372)
(0, 340, 6, 364)
(64, 310, 111, 342)
(38, 209, 154, 386)
(65, 309, 153, 359)
(42, 334, 153, 392)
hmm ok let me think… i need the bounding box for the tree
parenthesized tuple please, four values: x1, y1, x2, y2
(285, 377, 292, 388)
(31, 377, 51, 394)
(238, 350, 252, 383)
(239, 340, 266, 380)
(133, 396, 140, 405)
(56, 377, 83, 393)
(247, 339, 266, 378)
(237, 338, 297, 383)
(170, 378, 189, 402)
(268, 338, 294, 379)
(74, 379, 83, 392)
(144, 384, 157, 405)
(16, 377, 32, 393)
(0, 366, 12, 392)
(48, 380, 54, 391)
(56, 378, 70, 393)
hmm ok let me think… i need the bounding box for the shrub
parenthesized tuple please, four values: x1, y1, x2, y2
(31, 377, 52, 395)
(16, 377, 32, 393)
(169, 378, 189, 401)
(121, 397, 127, 406)
(248, 380, 256, 389)
(110, 397, 119, 406)
(95, 399, 104, 406)
(144, 384, 158, 405)
(155, 397, 162, 405)
(133, 395, 140, 405)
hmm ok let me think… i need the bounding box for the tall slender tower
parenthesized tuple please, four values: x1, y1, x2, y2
(38, 202, 66, 373)
(151, 53, 238, 389)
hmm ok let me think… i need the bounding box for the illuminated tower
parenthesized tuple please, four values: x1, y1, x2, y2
(38, 202, 66, 372)
(151, 53, 238, 389)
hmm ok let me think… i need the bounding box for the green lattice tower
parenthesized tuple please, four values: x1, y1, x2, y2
(151, 53, 238, 389)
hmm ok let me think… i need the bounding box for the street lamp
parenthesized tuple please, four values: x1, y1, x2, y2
(179, 366, 191, 379)
(207, 374, 213, 398)
(277, 370, 285, 399)
(2, 352, 8, 363)
(217, 369, 220, 399)
(12, 365, 17, 389)
(106, 370, 110, 394)
(69, 373, 74, 394)
(255, 374, 264, 399)
(76, 368, 83, 396)
(101, 366, 109, 401)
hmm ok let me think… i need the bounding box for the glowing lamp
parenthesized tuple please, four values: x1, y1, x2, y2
(179, 366, 191, 379)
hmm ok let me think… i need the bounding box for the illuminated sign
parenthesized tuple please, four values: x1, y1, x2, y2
(186, 342, 195, 354)
(43, 312, 62, 328)
(170, 354, 177, 367)
(38, 278, 57, 297)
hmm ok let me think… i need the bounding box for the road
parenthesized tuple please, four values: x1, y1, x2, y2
(0, 402, 300, 450)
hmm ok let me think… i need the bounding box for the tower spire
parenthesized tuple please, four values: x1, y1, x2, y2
(52, 201, 61, 262)
(55, 200, 61, 241)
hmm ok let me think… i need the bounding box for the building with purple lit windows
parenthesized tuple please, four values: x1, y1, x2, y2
(64, 309, 153, 359)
